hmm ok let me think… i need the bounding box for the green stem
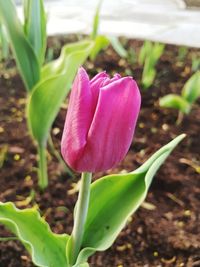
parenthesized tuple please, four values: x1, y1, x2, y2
(48, 135, 74, 177)
(176, 111, 184, 125)
(70, 172, 92, 265)
(38, 145, 48, 190)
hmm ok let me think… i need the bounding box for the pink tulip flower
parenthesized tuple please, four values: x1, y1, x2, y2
(61, 67, 141, 172)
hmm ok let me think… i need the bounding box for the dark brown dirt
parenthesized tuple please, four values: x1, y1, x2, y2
(0, 36, 200, 267)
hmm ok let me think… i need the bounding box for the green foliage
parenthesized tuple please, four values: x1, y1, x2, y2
(160, 71, 200, 115)
(0, 24, 9, 61)
(90, 35, 109, 60)
(138, 40, 152, 65)
(139, 41, 165, 89)
(109, 36, 128, 58)
(23, 0, 47, 65)
(159, 94, 190, 114)
(0, 0, 40, 91)
(178, 46, 188, 61)
(91, 0, 103, 40)
(74, 134, 185, 265)
(182, 71, 200, 104)
(0, 135, 185, 266)
(0, 202, 69, 267)
(191, 55, 200, 72)
(89, 0, 127, 60)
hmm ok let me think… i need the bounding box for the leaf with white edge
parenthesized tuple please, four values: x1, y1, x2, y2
(0, 0, 40, 91)
(74, 263, 89, 267)
(41, 40, 92, 81)
(159, 94, 190, 114)
(28, 42, 93, 146)
(182, 71, 200, 104)
(0, 202, 69, 267)
(74, 134, 185, 265)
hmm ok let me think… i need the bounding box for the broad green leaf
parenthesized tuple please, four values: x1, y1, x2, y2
(159, 94, 191, 114)
(74, 134, 185, 264)
(28, 41, 93, 146)
(0, 0, 40, 91)
(109, 36, 128, 58)
(41, 40, 92, 80)
(182, 71, 200, 104)
(0, 202, 69, 267)
(90, 35, 109, 60)
(23, 0, 47, 65)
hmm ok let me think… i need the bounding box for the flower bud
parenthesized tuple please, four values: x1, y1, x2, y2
(61, 67, 141, 172)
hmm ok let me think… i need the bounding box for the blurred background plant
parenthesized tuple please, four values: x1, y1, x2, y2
(159, 71, 200, 124)
(138, 41, 165, 90)
(0, 23, 9, 62)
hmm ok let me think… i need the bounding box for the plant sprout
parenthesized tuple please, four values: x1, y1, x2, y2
(139, 41, 165, 89)
(89, 0, 128, 61)
(159, 71, 200, 124)
(191, 54, 200, 72)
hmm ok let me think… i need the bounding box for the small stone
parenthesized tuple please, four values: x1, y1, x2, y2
(14, 154, 20, 161)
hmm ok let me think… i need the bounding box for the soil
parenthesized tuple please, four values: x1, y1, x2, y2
(0, 36, 200, 267)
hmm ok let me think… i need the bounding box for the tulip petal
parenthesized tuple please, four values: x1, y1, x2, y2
(90, 77, 108, 113)
(61, 67, 93, 169)
(76, 77, 141, 172)
(102, 73, 121, 86)
(90, 71, 108, 85)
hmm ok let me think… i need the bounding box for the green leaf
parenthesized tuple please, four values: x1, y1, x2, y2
(138, 41, 152, 65)
(140, 42, 164, 89)
(142, 66, 156, 89)
(0, 23, 9, 60)
(109, 36, 128, 58)
(159, 94, 191, 114)
(181, 71, 200, 104)
(41, 40, 92, 80)
(191, 56, 200, 72)
(0, 202, 69, 267)
(0, 0, 40, 91)
(152, 43, 165, 62)
(74, 263, 89, 267)
(90, 35, 109, 61)
(74, 134, 185, 265)
(91, 0, 103, 40)
(23, 0, 47, 65)
(27, 41, 93, 146)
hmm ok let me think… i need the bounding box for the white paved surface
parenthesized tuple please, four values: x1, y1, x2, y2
(16, 0, 200, 47)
